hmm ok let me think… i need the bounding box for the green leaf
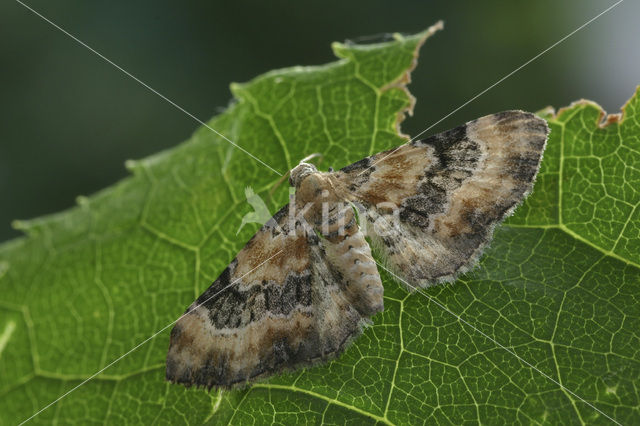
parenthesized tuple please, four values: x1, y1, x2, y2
(1, 23, 638, 424)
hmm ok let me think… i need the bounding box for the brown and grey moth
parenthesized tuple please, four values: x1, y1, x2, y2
(165, 111, 549, 389)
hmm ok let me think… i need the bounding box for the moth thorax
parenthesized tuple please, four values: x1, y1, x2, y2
(289, 162, 319, 188)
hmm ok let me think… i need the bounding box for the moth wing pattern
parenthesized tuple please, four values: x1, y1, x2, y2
(166, 203, 383, 389)
(336, 110, 548, 288)
(166, 109, 548, 389)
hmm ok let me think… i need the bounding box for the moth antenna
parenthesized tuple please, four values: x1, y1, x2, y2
(268, 170, 291, 201)
(268, 153, 324, 205)
(300, 152, 323, 164)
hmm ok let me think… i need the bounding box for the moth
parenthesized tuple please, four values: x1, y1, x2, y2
(166, 111, 548, 389)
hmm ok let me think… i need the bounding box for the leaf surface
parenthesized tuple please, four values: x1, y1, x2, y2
(1, 24, 638, 424)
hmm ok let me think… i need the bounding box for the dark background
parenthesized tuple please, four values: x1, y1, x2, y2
(1, 0, 638, 242)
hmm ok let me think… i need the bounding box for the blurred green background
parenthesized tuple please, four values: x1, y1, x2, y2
(1, 0, 638, 242)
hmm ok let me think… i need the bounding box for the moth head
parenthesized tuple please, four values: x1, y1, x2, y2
(289, 162, 318, 188)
